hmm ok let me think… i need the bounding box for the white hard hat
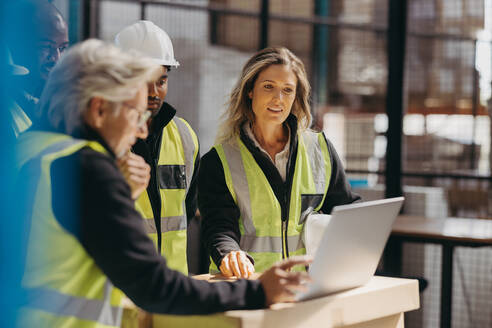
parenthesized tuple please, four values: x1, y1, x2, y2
(115, 20, 179, 67)
(2, 44, 28, 76)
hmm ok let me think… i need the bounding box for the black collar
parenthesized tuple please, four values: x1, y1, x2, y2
(78, 124, 117, 159)
(148, 102, 176, 137)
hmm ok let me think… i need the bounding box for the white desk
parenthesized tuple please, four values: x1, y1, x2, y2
(123, 276, 419, 328)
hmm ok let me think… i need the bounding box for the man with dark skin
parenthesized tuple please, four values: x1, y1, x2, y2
(7, 0, 69, 120)
(115, 21, 203, 274)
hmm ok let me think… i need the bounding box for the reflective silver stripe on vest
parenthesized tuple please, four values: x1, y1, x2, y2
(222, 142, 257, 236)
(27, 281, 122, 327)
(99, 280, 123, 327)
(303, 131, 327, 194)
(142, 215, 187, 234)
(173, 117, 196, 191)
(37, 139, 86, 159)
(240, 235, 304, 253)
(222, 133, 328, 253)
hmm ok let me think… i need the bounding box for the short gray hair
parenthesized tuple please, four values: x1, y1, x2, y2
(37, 38, 161, 134)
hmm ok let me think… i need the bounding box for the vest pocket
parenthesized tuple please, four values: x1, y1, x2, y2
(158, 165, 187, 189)
(299, 194, 324, 225)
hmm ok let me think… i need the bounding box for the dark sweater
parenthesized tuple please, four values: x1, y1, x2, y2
(198, 115, 360, 268)
(21, 126, 265, 314)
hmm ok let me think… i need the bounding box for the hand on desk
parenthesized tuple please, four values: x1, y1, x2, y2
(117, 152, 151, 200)
(220, 250, 255, 279)
(259, 256, 312, 306)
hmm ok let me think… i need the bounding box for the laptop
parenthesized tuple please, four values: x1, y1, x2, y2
(296, 197, 404, 301)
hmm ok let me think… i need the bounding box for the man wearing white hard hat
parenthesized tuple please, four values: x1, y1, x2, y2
(2, 44, 32, 138)
(115, 21, 200, 275)
(6, 0, 69, 123)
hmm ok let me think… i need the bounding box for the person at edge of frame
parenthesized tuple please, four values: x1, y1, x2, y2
(6, 0, 69, 126)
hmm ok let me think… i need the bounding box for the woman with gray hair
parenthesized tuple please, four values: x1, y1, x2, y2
(35, 38, 154, 142)
(199, 47, 360, 278)
(17, 39, 311, 328)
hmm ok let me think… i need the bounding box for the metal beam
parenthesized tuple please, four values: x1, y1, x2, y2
(209, 10, 218, 45)
(312, 0, 330, 107)
(259, 0, 269, 50)
(68, 0, 81, 44)
(385, 0, 408, 199)
(140, 2, 147, 20)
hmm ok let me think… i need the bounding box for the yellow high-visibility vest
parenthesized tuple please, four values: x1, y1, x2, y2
(9, 99, 32, 137)
(211, 130, 332, 273)
(17, 131, 125, 328)
(135, 117, 199, 275)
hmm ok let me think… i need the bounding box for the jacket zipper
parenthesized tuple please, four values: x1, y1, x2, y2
(282, 141, 295, 259)
(283, 189, 292, 259)
(146, 132, 163, 253)
(281, 220, 287, 259)
(153, 134, 162, 251)
(147, 157, 162, 252)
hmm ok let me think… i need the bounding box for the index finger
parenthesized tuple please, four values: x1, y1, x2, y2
(126, 159, 150, 170)
(237, 252, 251, 278)
(119, 150, 132, 160)
(127, 152, 145, 162)
(220, 256, 233, 277)
(229, 252, 242, 278)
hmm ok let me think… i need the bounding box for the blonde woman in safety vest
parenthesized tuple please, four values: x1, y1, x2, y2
(16, 39, 312, 328)
(114, 21, 199, 275)
(198, 47, 360, 278)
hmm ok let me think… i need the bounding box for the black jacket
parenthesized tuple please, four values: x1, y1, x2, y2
(132, 102, 199, 252)
(198, 115, 360, 268)
(18, 125, 265, 315)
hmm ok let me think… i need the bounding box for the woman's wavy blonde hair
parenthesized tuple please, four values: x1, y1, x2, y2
(216, 46, 312, 145)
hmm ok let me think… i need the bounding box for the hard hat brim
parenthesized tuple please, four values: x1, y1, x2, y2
(152, 58, 180, 68)
(9, 63, 29, 76)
